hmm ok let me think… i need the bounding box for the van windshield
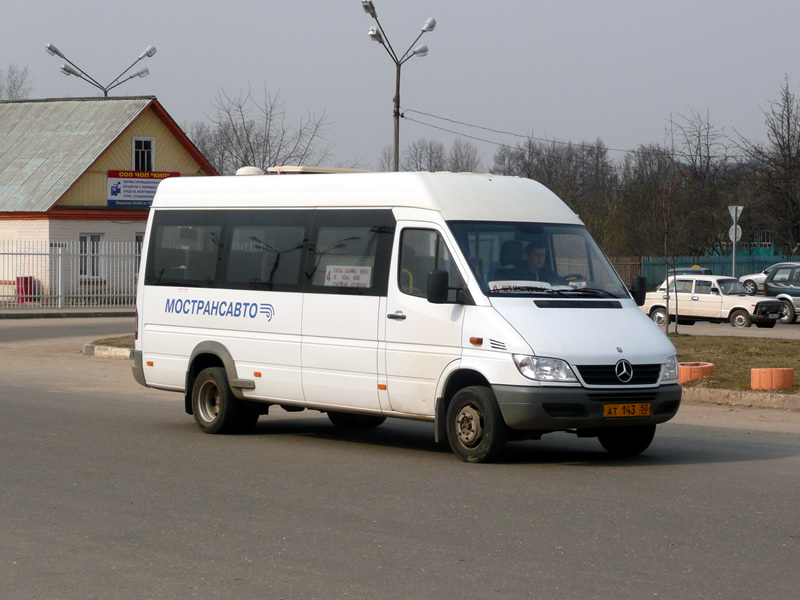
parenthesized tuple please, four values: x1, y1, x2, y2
(448, 221, 629, 299)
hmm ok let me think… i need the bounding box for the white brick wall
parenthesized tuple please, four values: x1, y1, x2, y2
(0, 220, 50, 242)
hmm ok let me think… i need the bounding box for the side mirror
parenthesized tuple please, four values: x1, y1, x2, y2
(427, 270, 450, 304)
(711, 287, 720, 295)
(630, 274, 647, 306)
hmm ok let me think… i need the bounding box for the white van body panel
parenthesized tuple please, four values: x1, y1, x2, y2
(141, 286, 304, 401)
(488, 298, 675, 369)
(301, 294, 383, 411)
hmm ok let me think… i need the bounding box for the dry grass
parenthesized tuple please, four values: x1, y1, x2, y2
(92, 334, 135, 348)
(670, 334, 800, 392)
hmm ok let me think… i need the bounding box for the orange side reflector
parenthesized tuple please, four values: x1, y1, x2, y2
(378, 383, 387, 391)
(254, 371, 262, 378)
(146, 360, 154, 367)
(469, 337, 484, 346)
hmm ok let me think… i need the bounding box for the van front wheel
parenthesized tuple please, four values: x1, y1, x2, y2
(192, 367, 246, 434)
(446, 386, 507, 463)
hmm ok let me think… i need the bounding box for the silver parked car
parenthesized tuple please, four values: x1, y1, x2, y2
(739, 262, 795, 294)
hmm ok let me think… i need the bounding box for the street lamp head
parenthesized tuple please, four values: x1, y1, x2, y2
(361, 0, 376, 18)
(422, 17, 437, 32)
(59, 63, 82, 77)
(412, 45, 429, 58)
(133, 67, 150, 79)
(45, 43, 64, 58)
(138, 45, 157, 60)
(367, 26, 384, 44)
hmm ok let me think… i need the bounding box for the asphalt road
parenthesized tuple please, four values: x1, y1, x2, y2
(1, 319, 800, 599)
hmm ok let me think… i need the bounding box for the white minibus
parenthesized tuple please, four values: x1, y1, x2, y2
(132, 171, 681, 462)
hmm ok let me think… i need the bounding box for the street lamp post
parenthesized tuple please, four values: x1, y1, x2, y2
(361, 1, 436, 172)
(45, 43, 157, 97)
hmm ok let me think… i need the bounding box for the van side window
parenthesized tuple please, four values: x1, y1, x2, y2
(145, 211, 223, 287)
(399, 229, 463, 300)
(305, 210, 395, 296)
(222, 210, 307, 292)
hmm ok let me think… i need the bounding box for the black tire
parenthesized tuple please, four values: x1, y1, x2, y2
(779, 300, 796, 324)
(191, 366, 248, 434)
(729, 309, 751, 328)
(598, 424, 656, 457)
(755, 320, 777, 329)
(742, 280, 757, 295)
(446, 386, 507, 463)
(649, 306, 668, 326)
(327, 411, 386, 429)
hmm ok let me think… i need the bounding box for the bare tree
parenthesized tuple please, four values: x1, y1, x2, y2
(446, 139, 482, 172)
(737, 77, 800, 252)
(189, 86, 331, 175)
(0, 64, 32, 100)
(403, 138, 446, 171)
(376, 145, 393, 172)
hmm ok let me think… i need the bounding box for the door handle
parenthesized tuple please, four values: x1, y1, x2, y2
(387, 313, 406, 320)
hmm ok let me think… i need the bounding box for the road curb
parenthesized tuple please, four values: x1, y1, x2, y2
(0, 310, 135, 320)
(83, 343, 134, 360)
(682, 386, 800, 411)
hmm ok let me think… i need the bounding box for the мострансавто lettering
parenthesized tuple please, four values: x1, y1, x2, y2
(164, 298, 274, 320)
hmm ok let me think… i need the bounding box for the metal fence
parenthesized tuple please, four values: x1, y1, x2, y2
(4, 240, 793, 310)
(0, 240, 140, 309)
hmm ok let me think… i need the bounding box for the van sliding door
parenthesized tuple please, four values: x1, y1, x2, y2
(301, 210, 395, 411)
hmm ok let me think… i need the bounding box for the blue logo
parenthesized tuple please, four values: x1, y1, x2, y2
(165, 298, 274, 321)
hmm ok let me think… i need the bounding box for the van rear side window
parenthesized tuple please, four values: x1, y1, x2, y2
(144, 208, 394, 295)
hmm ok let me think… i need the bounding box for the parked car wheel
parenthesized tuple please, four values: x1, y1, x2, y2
(729, 309, 751, 328)
(742, 279, 758, 295)
(779, 300, 796, 324)
(649, 307, 668, 326)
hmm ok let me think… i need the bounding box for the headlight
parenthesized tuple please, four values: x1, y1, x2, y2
(662, 355, 679, 383)
(514, 355, 578, 383)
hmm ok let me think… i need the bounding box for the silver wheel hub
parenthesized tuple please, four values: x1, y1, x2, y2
(455, 404, 483, 448)
(198, 380, 221, 422)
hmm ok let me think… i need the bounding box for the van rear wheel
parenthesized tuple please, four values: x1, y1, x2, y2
(598, 424, 656, 457)
(446, 386, 507, 463)
(192, 366, 251, 434)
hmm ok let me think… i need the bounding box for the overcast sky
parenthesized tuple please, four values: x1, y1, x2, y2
(4, 0, 800, 170)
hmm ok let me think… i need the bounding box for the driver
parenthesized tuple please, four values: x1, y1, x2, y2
(514, 239, 557, 283)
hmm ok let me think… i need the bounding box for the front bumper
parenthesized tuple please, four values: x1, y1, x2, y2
(493, 383, 682, 431)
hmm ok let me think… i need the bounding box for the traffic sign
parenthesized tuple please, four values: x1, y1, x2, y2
(728, 205, 744, 222)
(729, 225, 742, 242)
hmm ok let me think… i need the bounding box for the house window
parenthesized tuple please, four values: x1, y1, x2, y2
(133, 137, 154, 171)
(79, 234, 103, 278)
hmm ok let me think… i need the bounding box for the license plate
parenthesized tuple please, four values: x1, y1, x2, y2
(603, 403, 651, 418)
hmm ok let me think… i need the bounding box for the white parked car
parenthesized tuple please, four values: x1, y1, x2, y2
(642, 274, 784, 328)
(738, 262, 795, 294)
